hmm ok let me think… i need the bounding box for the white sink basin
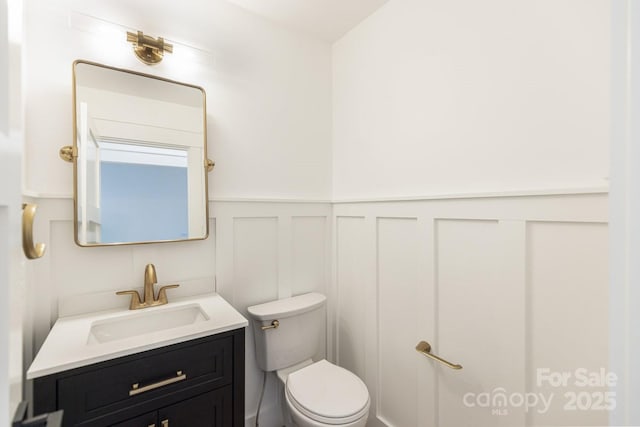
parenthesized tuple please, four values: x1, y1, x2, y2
(88, 303, 209, 344)
(27, 294, 248, 379)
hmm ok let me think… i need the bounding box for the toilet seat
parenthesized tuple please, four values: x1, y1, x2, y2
(285, 360, 370, 425)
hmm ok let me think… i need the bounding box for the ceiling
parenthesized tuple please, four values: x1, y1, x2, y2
(223, 0, 389, 42)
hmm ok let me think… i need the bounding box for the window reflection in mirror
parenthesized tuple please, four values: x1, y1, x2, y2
(73, 61, 208, 246)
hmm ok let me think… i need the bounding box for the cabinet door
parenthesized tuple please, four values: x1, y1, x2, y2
(158, 387, 232, 427)
(111, 412, 157, 427)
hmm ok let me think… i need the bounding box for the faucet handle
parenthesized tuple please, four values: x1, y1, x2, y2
(156, 284, 179, 304)
(116, 290, 143, 310)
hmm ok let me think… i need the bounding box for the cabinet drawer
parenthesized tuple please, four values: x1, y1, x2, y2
(158, 386, 232, 427)
(110, 411, 156, 427)
(58, 336, 232, 424)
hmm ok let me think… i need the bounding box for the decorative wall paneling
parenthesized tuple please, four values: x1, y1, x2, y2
(24, 191, 607, 427)
(24, 198, 332, 426)
(333, 192, 608, 427)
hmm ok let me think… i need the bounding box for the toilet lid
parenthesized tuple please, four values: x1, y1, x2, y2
(286, 360, 370, 425)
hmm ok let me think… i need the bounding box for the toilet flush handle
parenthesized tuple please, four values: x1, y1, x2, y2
(261, 320, 280, 330)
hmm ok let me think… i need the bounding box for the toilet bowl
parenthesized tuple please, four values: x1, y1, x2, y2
(247, 293, 370, 427)
(282, 360, 369, 427)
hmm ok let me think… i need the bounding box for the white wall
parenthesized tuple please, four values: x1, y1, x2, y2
(330, 1, 611, 426)
(20, 2, 615, 427)
(332, 0, 609, 200)
(24, 0, 332, 200)
(333, 193, 608, 427)
(22, 1, 333, 424)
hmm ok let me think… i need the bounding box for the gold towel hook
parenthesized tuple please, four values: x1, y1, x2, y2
(415, 340, 462, 370)
(22, 203, 46, 259)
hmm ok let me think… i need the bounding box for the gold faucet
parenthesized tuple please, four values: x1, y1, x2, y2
(116, 264, 180, 310)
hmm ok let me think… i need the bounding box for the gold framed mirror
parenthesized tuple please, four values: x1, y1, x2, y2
(65, 60, 211, 246)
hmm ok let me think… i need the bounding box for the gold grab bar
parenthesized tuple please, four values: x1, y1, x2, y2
(22, 204, 46, 259)
(261, 320, 280, 330)
(129, 371, 186, 396)
(415, 341, 463, 370)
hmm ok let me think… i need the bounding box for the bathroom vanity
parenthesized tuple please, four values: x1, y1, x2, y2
(26, 59, 240, 425)
(28, 294, 247, 427)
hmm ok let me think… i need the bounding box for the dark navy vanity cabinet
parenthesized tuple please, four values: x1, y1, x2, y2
(33, 328, 245, 427)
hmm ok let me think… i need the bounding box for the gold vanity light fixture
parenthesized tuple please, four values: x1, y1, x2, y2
(126, 30, 173, 65)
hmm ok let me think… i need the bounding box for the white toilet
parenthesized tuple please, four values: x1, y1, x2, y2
(248, 293, 370, 427)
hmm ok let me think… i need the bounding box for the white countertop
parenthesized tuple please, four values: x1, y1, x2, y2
(27, 293, 248, 379)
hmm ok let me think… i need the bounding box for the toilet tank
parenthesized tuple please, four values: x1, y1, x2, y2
(247, 293, 326, 372)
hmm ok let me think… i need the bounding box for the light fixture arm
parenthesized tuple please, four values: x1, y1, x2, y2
(126, 31, 173, 65)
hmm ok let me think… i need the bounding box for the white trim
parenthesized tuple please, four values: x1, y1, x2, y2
(99, 141, 189, 167)
(21, 191, 72, 199)
(332, 187, 609, 203)
(21, 186, 609, 204)
(610, 0, 639, 424)
(210, 197, 333, 204)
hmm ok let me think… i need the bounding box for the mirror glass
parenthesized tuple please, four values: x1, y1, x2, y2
(73, 61, 209, 246)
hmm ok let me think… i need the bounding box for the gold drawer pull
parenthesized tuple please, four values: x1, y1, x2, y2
(415, 341, 463, 370)
(129, 371, 187, 396)
(261, 320, 280, 330)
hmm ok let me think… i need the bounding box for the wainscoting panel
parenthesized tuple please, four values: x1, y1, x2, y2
(25, 192, 607, 427)
(336, 216, 367, 379)
(333, 191, 607, 427)
(292, 216, 328, 297)
(526, 221, 608, 427)
(231, 216, 280, 424)
(25, 198, 332, 427)
(436, 219, 525, 427)
(292, 216, 329, 362)
(377, 217, 421, 427)
(232, 217, 279, 310)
